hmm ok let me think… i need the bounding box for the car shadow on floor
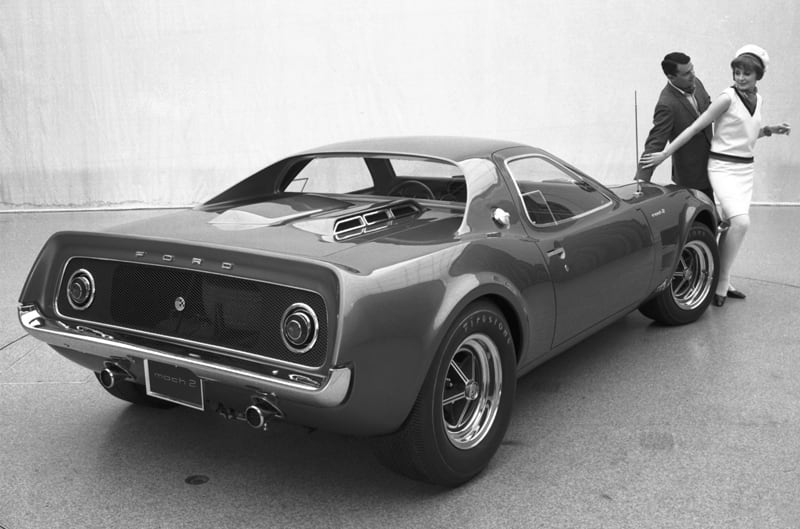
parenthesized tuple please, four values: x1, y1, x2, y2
(89, 310, 692, 501)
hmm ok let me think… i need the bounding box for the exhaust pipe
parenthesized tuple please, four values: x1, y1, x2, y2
(244, 406, 274, 430)
(244, 394, 283, 431)
(98, 364, 132, 389)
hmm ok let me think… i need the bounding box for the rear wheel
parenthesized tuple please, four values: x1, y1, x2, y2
(373, 301, 516, 486)
(639, 222, 718, 325)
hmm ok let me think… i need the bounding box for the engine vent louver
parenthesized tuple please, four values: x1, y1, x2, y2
(334, 202, 421, 241)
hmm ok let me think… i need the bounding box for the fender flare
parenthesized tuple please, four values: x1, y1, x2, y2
(425, 273, 529, 369)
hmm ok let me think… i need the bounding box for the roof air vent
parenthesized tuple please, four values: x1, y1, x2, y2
(334, 201, 421, 241)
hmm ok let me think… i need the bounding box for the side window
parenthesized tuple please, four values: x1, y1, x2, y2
(390, 159, 462, 178)
(284, 157, 373, 194)
(507, 156, 610, 225)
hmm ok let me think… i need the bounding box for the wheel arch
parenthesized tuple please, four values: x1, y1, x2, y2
(691, 208, 718, 235)
(672, 199, 719, 270)
(479, 293, 524, 364)
(430, 279, 527, 368)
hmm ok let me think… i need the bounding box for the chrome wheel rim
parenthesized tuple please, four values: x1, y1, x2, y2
(671, 239, 715, 310)
(441, 333, 503, 450)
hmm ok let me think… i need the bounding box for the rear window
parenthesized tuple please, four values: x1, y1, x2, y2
(283, 155, 468, 202)
(284, 157, 373, 194)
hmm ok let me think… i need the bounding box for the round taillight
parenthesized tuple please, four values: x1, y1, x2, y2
(66, 269, 95, 310)
(281, 303, 318, 354)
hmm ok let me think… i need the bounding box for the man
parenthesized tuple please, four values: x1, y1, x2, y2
(636, 52, 713, 199)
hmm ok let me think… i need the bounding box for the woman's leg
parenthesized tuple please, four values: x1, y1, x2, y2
(716, 213, 750, 296)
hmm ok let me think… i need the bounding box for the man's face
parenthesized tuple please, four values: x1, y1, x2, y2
(669, 62, 696, 91)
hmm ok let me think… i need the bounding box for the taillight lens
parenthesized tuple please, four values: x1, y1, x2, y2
(67, 269, 95, 310)
(281, 303, 318, 353)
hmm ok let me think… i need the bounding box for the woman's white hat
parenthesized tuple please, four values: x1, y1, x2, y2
(735, 44, 769, 71)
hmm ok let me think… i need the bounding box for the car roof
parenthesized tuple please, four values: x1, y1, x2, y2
(295, 136, 532, 162)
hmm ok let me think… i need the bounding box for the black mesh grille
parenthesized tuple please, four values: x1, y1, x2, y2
(57, 258, 328, 368)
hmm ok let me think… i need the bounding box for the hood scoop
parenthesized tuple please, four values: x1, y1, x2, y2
(333, 201, 421, 241)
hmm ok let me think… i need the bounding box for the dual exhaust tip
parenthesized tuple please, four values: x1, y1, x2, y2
(99, 366, 128, 389)
(245, 395, 283, 430)
(100, 364, 282, 431)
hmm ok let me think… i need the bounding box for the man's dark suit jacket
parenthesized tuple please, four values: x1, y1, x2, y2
(636, 78, 713, 191)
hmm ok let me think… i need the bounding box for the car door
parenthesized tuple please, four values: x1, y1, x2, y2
(505, 155, 654, 347)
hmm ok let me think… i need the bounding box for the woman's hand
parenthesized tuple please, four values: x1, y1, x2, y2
(639, 151, 668, 169)
(771, 122, 791, 135)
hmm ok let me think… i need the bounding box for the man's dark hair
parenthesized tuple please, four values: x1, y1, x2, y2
(661, 52, 691, 76)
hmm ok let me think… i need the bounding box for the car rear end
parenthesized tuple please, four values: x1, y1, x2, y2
(18, 230, 349, 428)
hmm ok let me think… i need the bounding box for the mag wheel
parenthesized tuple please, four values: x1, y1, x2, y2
(373, 301, 516, 486)
(639, 222, 719, 325)
(442, 333, 503, 449)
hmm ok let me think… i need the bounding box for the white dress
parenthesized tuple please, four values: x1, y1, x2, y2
(707, 87, 762, 219)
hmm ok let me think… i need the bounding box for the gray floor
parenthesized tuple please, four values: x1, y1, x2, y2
(1, 207, 799, 529)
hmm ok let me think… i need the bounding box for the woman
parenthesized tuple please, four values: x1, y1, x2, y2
(640, 44, 791, 307)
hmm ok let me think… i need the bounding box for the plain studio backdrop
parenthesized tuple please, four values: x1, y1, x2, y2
(1, 0, 798, 210)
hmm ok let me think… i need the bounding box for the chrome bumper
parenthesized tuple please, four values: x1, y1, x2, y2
(18, 305, 351, 408)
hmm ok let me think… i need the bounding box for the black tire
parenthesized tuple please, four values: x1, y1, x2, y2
(639, 222, 719, 325)
(94, 372, 175, 408)
(373, 300, 516, 486)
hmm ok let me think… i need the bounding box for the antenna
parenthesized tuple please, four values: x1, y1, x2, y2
(634, 90, 643, 198)
(634, 90, 640, 164)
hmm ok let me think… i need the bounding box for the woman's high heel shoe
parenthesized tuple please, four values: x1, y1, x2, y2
(713, 294, 726, 307)
(727, 288, 746, 299)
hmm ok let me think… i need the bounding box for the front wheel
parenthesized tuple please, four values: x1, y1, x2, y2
(373, 301, 516, 486)
(639, 222, 719, 325)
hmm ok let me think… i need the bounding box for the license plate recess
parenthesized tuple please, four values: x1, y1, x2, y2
(144, 359, 205, 410)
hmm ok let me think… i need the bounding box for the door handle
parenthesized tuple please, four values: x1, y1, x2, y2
(547, 247, 566, 260)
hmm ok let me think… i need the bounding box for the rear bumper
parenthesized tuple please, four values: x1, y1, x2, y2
(18, 304, 351, 408)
